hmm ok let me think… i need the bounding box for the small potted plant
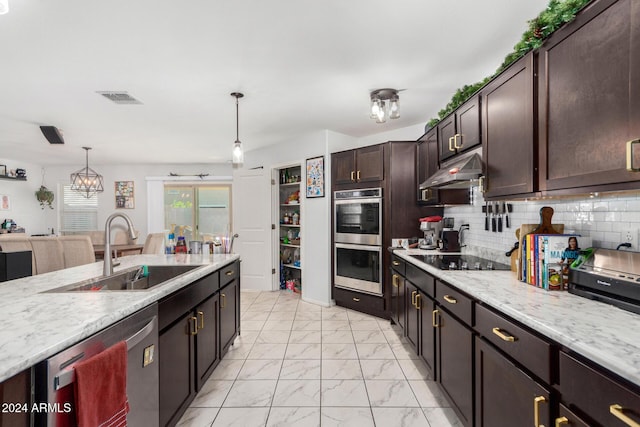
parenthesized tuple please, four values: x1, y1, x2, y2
(35, 185, 54, 209)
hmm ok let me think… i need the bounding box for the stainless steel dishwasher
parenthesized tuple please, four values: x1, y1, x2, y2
(34, 303, 159, 426)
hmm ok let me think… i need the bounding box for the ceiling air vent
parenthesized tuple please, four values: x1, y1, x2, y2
(96, 91, 143, 105)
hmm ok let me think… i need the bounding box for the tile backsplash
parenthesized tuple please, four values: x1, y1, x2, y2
(443, 190, 640, 260)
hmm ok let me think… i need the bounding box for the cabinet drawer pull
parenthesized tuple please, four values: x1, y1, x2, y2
(448, 136, 455, 152)
(453, 133, 462, 149)
(357, 170, 361, 181)
(350, 171, 355, 181)
(534, 396, 547, 427)
(443, 295, 457, 304)
(189, 316, 198, 335)
(610, 404, 640, 427)
(555, 417, 568, 427)
(432, 309, 439, 327)
(415, 294, 421, 310)
(392, 261, 400, 266)
(627, 139, 640, 172)
(221, 293, 226, 308)
(492, 327, 516, 343)
(225, 270, 234, 276)
(197, 311, 205, 329)
(353, 297, 360, 302)
(478, 176, 485, 194)
(411, 290, 417, 307)
(392, 274, 399, 287)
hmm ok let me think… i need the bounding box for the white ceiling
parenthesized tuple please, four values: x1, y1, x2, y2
(0, 0, 548, 166)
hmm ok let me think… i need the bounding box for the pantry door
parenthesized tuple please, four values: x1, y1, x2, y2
(232, 168, 272, 290)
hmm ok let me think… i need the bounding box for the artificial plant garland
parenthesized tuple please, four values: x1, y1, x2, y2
(426, 0, 593, 129)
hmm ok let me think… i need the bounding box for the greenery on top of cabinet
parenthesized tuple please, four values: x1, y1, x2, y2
(426, 0, 592, 130)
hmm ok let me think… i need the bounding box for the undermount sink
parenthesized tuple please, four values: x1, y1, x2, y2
(45, 264, 203, 292)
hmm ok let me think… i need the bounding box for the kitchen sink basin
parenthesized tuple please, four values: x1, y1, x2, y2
(45, 264, 203, 292)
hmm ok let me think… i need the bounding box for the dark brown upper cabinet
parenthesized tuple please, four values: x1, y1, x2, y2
(438, 95, 481, 162)
(538, 0, 640, 193)
(332, 144, 385, 187)
(482, 52, 536, 199)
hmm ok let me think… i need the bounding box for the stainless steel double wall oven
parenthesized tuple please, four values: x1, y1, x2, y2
(334, 188, 383, 296)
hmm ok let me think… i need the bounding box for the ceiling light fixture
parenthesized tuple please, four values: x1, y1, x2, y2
(0, 0, 9, 15)
(231, 92, 244, 165)
(70, 147, 104, 198)
(370, 88, 400, 123)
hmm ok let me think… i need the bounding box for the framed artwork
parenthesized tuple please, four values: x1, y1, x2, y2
(305, 156, 325, 198)
(0, 194, 10, 210)
(115, 181, 135, 209)
(0, 165, 6, 176)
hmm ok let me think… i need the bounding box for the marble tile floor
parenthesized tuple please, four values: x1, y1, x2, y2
(176, 290, 462, 427)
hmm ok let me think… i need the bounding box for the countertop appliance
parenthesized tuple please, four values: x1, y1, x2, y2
(35, 303, 159, 426)
(568, 248, 640, 314)
(410, 254, 511, 270)
(334, 187, 382, 246)
(440, 230, 461, 252)
(419, 216, 443, 249)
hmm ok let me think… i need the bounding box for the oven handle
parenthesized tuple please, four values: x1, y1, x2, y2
(334, 242, 383, 252)
(334, 198, 382, 205)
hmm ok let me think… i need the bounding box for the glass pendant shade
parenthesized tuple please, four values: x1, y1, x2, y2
(375, 101, 386, 123)
(0, 0, 8, 15)
(70, 147, 104, 198)
(389, 97, 400, 119)
(232, 140, 244, 164)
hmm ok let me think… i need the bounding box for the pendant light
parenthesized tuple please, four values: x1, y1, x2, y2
(231, 92, 244, 165)
(70, 147, 104, 198)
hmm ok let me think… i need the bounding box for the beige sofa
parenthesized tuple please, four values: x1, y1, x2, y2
(0, 234, 96, 275)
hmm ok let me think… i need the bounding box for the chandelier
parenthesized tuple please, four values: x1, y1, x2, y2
(370, 88, 400, 123)
(231, 92, 244, 165)
(70, 147, 104, 198)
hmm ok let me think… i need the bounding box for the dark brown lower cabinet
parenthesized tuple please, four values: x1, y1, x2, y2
(437, 308, 474, 427)
(390, 258, 406, 330)
(405, 280, 419, 353)
(220, 278, 239, 356)
(556, 403, 591, 427)
(159, 312, 195, 427)
(418, 293, 436, 380)
(195, 294, 219, 391)
(0, 369, 30, 427)
(475, 337, 551, 427)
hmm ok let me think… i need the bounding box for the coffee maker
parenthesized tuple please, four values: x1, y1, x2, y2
(440, 217, 460, 252)
(419, 217, 443, 250)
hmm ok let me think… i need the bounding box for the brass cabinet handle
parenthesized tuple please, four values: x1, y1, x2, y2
(357, 170, 361, 181)
(610, 404, 640, 427)
(221, 293, 226, 308)
(478, 175, 486, 194)
(392, 261, 400, 266)
(350, 171, 355, 181)
(189, 316, 198, 335)
(448, 136, 455, 152)
(555, 417, 569, 427)
(421, 188, 432, 201)
(411, 290, 417, 307)
(534, 396, 547, 427)
(415, 294, 421, 310)
(353, 297, 360, 302)
(392, 274, 399, 287)
(225, 270, 234, 276)
(453, 133, 462, 149)
(627, 139, 640, 172)
(197, 310, 205, 329)
(492, 327, 517, 343)
(443, 295, 457, 304)
(432, 309, 439, 327)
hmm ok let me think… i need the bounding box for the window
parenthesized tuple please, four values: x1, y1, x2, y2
(61, 185, 98, 233)
(164, 184, 231, 241)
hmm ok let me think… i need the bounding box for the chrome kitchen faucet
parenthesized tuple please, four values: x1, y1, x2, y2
(103, 213, 137, 277)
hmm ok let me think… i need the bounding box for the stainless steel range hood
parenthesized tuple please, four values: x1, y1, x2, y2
(419, 151, 483, 190)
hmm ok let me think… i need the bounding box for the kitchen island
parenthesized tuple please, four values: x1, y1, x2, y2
(0, 253, 239, 384)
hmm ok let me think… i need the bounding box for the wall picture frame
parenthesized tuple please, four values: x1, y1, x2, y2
(306, 156, 325, 198)
(115, 181, 135, 209)
(0, 194, 10, 210)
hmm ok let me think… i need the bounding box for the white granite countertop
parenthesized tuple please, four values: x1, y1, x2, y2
(0, 253, 239, 383)
(394, 249, 640, 389)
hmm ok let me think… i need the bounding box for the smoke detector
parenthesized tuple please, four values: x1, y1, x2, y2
(96, 91, 143, 105)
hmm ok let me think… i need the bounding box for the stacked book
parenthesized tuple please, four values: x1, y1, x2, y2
(521, 233, 591, 291)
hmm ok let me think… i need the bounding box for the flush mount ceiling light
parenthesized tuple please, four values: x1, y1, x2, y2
(370, 88, 400, 123)
(231, 92, 244, 165)
(0, 0, 8, 15)
(70, 147, 104, 198)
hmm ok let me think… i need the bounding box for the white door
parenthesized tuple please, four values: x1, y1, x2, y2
(232, 167, 273, 290)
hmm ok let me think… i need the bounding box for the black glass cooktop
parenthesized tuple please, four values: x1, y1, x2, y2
(410, 254, 511, 271)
